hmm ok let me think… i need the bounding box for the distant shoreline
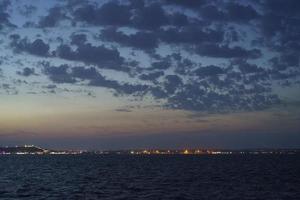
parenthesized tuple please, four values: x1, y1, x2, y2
(1, 145, 299, 155)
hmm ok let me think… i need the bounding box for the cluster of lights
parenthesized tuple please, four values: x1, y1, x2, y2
(0, 145, 298, 155)
(0, 145, 86, 155)
(124, 149, 227, 155)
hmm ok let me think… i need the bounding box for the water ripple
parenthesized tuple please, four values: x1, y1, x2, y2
(0, 155, 299, 199)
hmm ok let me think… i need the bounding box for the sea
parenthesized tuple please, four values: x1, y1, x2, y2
(0, 155, 299, 200)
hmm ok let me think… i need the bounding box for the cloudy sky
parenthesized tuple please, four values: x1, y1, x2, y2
(0, 0, 299, 149)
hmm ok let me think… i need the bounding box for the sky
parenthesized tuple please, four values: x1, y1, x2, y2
(0, 0, 299, 150)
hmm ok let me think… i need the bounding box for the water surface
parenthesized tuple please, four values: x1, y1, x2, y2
(0, 155, 299, 199)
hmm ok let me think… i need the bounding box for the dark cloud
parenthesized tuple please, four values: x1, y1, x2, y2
(269, 54, 299, 72)
(88, 76, 119, 89)
(200, 3, 259, 23)
(200, 5, 226, 21)
(17, 67, 35, 77)
(196, 44, 262, 59)
(39, 6, 67, 27)
(137, 58, 281, 112)
(100, 28, 158, 51)
(41, 63, 150, 96)
(43, 84, 57, 89)
(43, 63, 76, 84)
(163, 0, 207, 8)
(0, 0, 11, 12)
(164, 75, 183, 94)
(19, 5, 37, 17)
(0, 0, 13, 28)
(260, 13, 283, 37)
(10, 36, 50, 57)
(132, 4, 169, 30)
(139, 71, 164, 82)
(164, 84, 206, 111)
(169, 13, 189, 27)
(159, 26, 223, 44)
(271, 70, 299, 81)
(72, 66, 150, 96)
(174, 58, 197, 75)
(3, 0, 300, 115)
(280, 53, 299, 67)
(115, 108, 132, 112)
(129, 0, 145, 9)
(226, 3, 259, 23)
(73, 2, 131, 26)
(71, 66, 99, 80)
(43, 64, 107, 86)
(163, 81, 280, 112)
(43, 1, 195, 29)
(258, 0, 300, 77)
(264, 0, 300, 17)
(70, 33, 87, 46)
(149, 59, 172, 70)
(195, 65, 224, 77)
(90, 75, 149, 96)
(149, 86, 168, 99)
(151, 59, 171, 70)
(55, 43, 126, 71)
(225, 28, 240, 43)
(114, 83, 149, 96)
(233, 59, 264, 74)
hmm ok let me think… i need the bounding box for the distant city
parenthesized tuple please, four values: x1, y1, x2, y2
(0, 145, 299, 155)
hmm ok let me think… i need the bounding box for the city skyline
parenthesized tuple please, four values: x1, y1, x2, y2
(0, 0, 300, 150)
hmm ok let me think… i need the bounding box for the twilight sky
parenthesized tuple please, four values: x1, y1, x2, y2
(0, 0, 299, 150)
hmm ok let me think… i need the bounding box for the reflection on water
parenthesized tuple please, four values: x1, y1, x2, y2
(0, 155, 299, 199)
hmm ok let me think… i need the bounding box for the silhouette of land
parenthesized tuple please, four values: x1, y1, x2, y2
(0, 145, 299, 155)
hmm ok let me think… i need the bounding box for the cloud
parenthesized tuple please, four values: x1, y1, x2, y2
(199, 5, 226, 21)
(39, 6, 67, 27)
(2, 0, 300, 115)
(71, 66, 99, 80)
(264, 0, 300, 17)
(226, 2, 259, 23)
(269, 55, 299, 71)
(43, 84, 57, 89)
(163, 0, 207, 8)
(43, 64, 76, 84)
(258, 0, 300, 76)
(70, 1, 191, 29)
(158, 26, 224, 44)
(233, 59, 264, 74)
(70, 33, 87, 45)
(100, 27, 158, 51)
(115, 108, 132, 112)
(10, 36, 50, 57)
(164, 83, 280, 112)
(0, 0, 14, 29)
(139, 71, 164, 82)
(196, 44, 262, 59)
(41, 63, 150, 96)
(149, 59, 172, 70)
(17, 67, 35, 77)
(164, 75, 183, 94)
(169, 13, 189, 27)
(18, 4, 37, 17)
(199, 3, 259, 23)
(73, 2, 131, 26)
(195, 65, 224, 77)
(131, 3, 169, 30)
(89, 76, 149, 96)
(43, 63, 104, 84)
(55, 42, 127, 71)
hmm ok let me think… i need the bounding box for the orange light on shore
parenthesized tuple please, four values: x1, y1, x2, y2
(183, 149, 189, 154)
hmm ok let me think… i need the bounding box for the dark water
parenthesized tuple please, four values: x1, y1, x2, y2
(0, 155, 299, 200)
